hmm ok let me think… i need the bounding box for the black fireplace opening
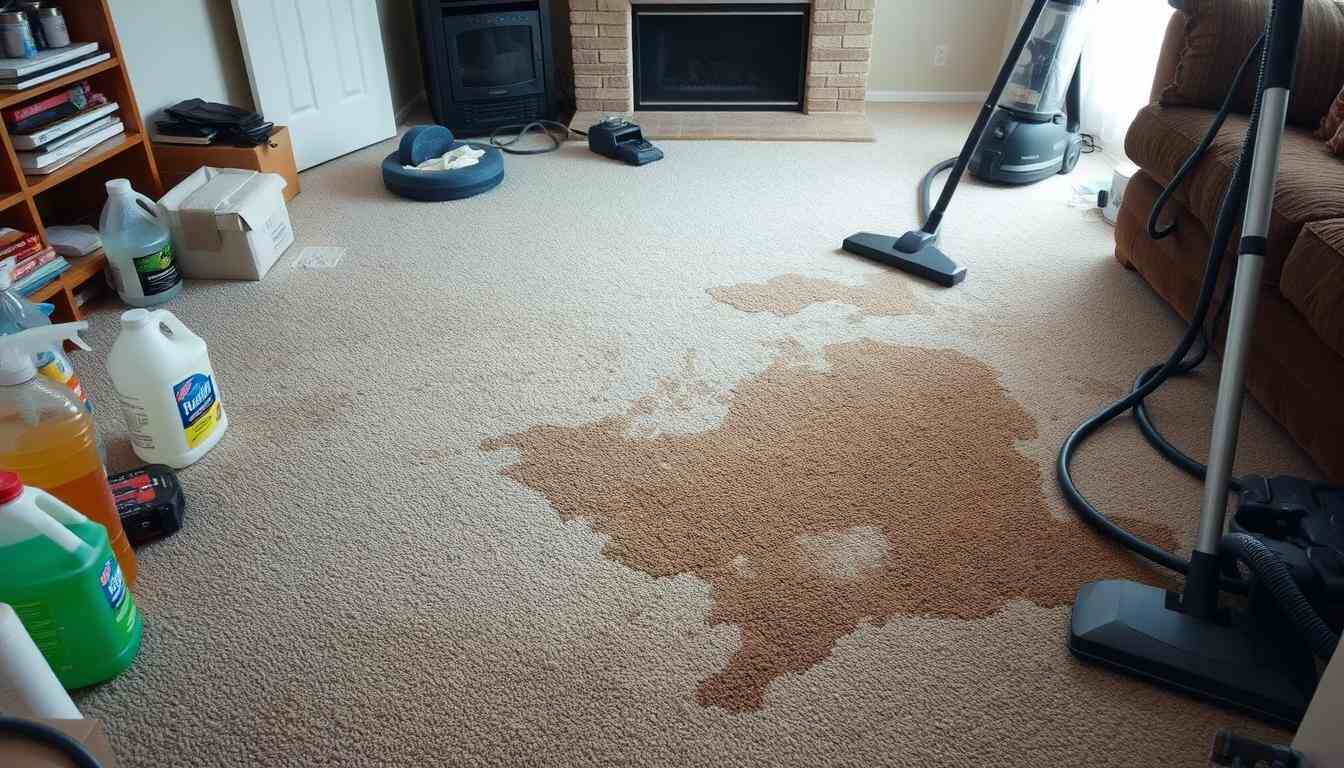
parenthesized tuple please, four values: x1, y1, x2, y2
(633, 5, 808, 110)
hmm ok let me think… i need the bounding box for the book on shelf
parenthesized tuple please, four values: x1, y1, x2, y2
(150, 122, 218, 145)
(12, 102, 118, 150)
(19, 119, 125, 174)
(15, 255, 69, 297)
(0, 44, 100, 79)
(0, 52, 111, 92)
(0, 229, 40, 261)
(4, 81, 92, 126)
(12, 247, 56, 283)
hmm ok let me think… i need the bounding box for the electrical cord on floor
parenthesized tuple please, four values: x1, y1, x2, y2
(0, 717, 104, 768)
(488, 120, 585, 155)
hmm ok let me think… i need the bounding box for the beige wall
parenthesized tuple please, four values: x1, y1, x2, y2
(107, 0, 254, 119)
(108, 0, 425, 123)
(867, 0, 1016, 95)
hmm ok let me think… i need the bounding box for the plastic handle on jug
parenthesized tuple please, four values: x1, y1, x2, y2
(150, 309, 195, 342)
(131, 190, 165, 224)
(2, 488, 88, 555)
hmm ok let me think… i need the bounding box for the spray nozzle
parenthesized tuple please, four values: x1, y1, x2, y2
(0, 322, 90, 386)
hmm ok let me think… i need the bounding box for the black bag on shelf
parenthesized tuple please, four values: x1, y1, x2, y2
(163, 99, 273, 147)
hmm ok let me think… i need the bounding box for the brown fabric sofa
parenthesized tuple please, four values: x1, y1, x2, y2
(1115, 0, 1344, 481)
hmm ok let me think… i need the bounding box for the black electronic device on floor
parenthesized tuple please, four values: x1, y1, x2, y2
(109, 465, 185, 546)
(587, 117, 663, 166)
(414, 0, 562, 136)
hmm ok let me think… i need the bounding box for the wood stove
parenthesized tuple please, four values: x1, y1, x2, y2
(416, 0, 562, 135)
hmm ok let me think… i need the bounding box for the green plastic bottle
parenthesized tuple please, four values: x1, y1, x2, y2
(0, 470, 141, 689)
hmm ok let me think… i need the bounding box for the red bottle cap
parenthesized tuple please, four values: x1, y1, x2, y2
(0, 471, 22, 504)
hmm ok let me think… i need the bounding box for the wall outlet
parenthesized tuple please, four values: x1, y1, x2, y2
(933, 44, 948, 67)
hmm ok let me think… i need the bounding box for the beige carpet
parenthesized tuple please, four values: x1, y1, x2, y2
(59, 103, 1315, 765)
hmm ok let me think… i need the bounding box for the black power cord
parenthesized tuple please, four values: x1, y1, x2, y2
(488, 120, 586, 155)
(0, 717, 105, 768)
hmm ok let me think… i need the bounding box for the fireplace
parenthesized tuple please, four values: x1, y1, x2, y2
(570, 0, 875, 119)
(632, 6, 808, 110)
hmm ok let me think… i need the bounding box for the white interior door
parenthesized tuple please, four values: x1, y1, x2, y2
(231, 0, 397, 170)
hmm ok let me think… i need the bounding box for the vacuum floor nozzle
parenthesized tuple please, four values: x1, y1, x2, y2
(842, 231, 966, 287)
(1069, 579, 1317, 728)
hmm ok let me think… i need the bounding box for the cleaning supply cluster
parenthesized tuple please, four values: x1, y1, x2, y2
(0, 301, 227, 704)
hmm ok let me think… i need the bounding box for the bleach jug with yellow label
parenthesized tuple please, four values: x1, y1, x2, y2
(108, 309, 227, 468)
(0, 471, 142, 690)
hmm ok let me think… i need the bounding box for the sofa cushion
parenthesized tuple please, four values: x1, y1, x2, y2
(1159, 0, 1344, 129)
(1126, 104, 1344, 284)
(1281, 219, 1344, 358)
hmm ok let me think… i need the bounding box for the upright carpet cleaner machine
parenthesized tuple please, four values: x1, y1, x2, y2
(843, 0, 1095, 286)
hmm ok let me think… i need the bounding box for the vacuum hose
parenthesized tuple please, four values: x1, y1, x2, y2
(1060, 1, 1338, 660)
(1222, 534, 1340, 660)
(919, 157, 957, 225)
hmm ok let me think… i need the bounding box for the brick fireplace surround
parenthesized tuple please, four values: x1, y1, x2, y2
(570, 0, 876, 115)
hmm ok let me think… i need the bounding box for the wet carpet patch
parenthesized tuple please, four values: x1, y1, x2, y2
(482, 340, 1174, 711)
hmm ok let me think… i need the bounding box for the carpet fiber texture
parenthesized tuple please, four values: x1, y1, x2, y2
(50, 104, 1316, 765)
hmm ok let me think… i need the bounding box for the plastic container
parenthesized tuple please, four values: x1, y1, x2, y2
(109, 309, 227, 468)
(36, 7, 68, 49)
(0, 270, 90, 412)
(0, 11, 36, 59)
(0, 472, 142, 690)
(0, 603, 81, 717)
(99, 178, 182, 307)
(0, 322, 137, 585)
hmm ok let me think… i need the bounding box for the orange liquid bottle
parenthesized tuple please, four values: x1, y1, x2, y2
(0, 323, 137, 585)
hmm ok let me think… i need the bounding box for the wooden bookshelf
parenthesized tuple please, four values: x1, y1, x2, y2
(0, 0, 161, 324)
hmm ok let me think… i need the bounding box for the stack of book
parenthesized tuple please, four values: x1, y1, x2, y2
(0, 228, 67, 297)
(6, 79, 123, 176)
(0, 43, 110, 92)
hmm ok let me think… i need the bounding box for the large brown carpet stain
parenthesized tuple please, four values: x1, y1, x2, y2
(482, 340, 1175, 711)
(708, 272, 924, 317)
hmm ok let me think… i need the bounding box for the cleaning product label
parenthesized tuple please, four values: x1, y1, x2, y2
(175, 373, 222, 450)
(116, 391, 156, 450)
(99, 556, 127, 612)
(36, 353, 90, 411)
(133, 244, 180, 296)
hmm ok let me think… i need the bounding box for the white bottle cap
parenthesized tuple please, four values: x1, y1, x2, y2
(121, 308, 152, 327)
(105, 178, 132, 195)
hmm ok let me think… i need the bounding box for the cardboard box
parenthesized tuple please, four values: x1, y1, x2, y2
(159, 167, 295, 281)
(152, 126, 300, 202)
(0, 718, 118, 767)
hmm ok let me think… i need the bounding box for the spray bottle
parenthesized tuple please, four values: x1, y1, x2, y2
(0, 269, 90, 412)
(0, 323, 137, 585)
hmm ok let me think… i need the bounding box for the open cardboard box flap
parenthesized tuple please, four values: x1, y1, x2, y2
(160, 167, 288, 250)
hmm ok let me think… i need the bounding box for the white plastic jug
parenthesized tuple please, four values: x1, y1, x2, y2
(99, 179, 182, 307)
(108, 309, 227, 468)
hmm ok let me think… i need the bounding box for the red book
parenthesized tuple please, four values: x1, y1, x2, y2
(4, 89, 73, 126)
(11, 247, 55, 282)
(0, 234, 40, 260)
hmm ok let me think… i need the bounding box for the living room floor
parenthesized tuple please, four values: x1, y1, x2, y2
(73, 103, 1314, 766)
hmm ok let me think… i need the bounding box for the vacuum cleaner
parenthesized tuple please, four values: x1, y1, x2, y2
(843, 0, 1095, 287)
(1059, 0, 1341, 728)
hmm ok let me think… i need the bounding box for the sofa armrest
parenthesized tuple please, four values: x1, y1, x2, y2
(1154, 0, 1344, 129)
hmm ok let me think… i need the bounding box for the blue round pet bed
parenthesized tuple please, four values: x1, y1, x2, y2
(382, 125, 504, 202)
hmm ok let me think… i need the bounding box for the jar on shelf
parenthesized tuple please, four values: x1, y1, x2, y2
(0, 12, 37, 59)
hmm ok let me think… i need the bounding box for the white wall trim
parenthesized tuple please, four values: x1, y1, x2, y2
(395, 92, 428, 126)
(865, 90, 987, 103)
